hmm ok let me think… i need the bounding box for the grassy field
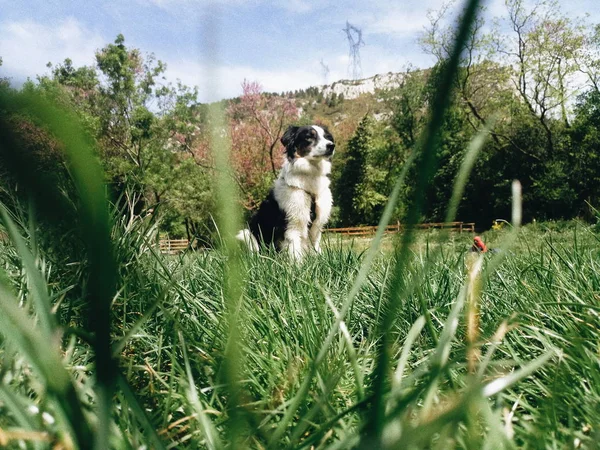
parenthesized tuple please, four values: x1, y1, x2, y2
(1, 2, 598, 446)
(0, 216, 599, 449)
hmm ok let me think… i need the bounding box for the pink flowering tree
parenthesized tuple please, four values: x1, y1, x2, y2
(228, 80, 299, 210)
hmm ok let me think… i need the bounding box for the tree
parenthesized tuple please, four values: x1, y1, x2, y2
(227, 80, 298, 210)
(335, 114, 384, 225)
(567, 89, 600, 212)
(33, 35, 219, 238)
(0, 56, 9, 88)
(496, 0, 586, 152)
(417, 0, 598, 224)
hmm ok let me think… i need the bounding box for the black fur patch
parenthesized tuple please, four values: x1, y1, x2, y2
(248, 190, 316, 251)
(310, 194, 316, 224)
(248, 189, 288, 250)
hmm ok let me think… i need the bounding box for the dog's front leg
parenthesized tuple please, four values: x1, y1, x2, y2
(309, 190, 332, 253)
(284, 225, 308, 260)
(309, 223, 322, 253)
(282, 189, 312, 260)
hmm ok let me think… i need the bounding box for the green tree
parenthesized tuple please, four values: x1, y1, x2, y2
(34, 35, 217, 239)
(0, 56, 8, 88)
(335, 114, 384, 225)
(568, 90, 600, 213)
(498, 0, 586, 153)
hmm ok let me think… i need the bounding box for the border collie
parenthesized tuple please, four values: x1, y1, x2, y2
(237, 125, 335, 259)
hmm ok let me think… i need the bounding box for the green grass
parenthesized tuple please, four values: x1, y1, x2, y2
(1, 218, 599, 448)
(1, 0, 599, 446)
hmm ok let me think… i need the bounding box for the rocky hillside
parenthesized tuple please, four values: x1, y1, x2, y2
(320, 72, 406, 100)
(286, 71, 410, 133)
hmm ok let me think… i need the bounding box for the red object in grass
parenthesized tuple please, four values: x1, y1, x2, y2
(471, 236, 488, 253)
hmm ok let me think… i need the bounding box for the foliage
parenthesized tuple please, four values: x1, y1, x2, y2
(28, 36, 219, 239)
(567, 89, 600, 214)
(336, 114, 382, 225)
(227, 80, 298, 212)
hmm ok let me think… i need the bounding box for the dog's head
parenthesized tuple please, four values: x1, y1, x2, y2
(281, 125, 335, 161)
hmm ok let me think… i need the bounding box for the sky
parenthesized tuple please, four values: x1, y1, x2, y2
(0, 0, 599, 102)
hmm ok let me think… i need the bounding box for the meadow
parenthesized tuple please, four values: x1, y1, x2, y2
(0, 213, 599, 449)
(1, 0, 599, 446)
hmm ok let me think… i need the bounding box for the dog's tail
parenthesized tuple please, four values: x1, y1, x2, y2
(236, 229, 260, 252)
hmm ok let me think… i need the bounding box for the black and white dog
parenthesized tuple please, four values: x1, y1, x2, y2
(237, 125, 335, 259)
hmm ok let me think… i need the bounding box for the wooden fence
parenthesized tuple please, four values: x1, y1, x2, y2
(158, 222, 475, 253)
(159, 239, 190, 254)
(325, 221, 475, 237)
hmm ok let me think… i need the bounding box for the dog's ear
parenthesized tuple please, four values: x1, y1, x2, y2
(281, 126, 299, 148)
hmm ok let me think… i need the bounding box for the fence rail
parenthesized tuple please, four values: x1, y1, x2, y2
(158, 222, 475, 253)
(159, 239, 190, 254)
(325, 221, 475, 237)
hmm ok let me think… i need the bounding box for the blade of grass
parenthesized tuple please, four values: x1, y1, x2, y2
(0, 204, 57, 339)
(0, 279, 91, 446)
(117, 375, 167, 450)
(392, 315, 426, 389)
(0, 89, 118, 449)
(482, 350, 555, 397)
(178, 330, 223, 450)
(208, 99, 247, 448)
(203, 10, 249, 446)
(325, 294, 364, 400)
(362, 0, 483, 444)
(0, 384, 45, 450)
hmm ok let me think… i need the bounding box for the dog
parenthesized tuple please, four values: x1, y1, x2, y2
(237, 124, 335, 259)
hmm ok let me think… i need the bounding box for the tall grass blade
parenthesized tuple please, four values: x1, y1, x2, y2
(204, 18, 247, 438)
(0, 280, 91, 446)
(179, 330, 223, 450)
(117, 375, 167, 450)
(0, 204, 57, 339)
(362, 0, 483, 444)
(0, 89, 118, 449)
(392, 315, 426, 389)
(482, 350, 555, 397)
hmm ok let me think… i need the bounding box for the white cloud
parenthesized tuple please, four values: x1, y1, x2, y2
(355, 9, 431, 37)
(0, 17, 105, 82)
(276, 0, 316, 13)
(142, 0, 320, 13)
(339, 0, 448, 37)
(141, 0, 260, 11)
(0, 9, 433, 103)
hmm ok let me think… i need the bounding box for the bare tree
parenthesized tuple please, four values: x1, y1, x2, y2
(497, 0, 586, 151)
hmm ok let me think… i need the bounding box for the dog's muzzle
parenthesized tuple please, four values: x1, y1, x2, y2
(325, 143, 335, 156)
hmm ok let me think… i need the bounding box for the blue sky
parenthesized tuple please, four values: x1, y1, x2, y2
(1, 0, 598, 102)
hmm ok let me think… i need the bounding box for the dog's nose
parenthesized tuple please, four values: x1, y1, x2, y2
(326, 142, 335, 155)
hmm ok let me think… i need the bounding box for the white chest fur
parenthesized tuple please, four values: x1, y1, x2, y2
(273, 157, 333, 257)
(276, 158, 332, 224)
